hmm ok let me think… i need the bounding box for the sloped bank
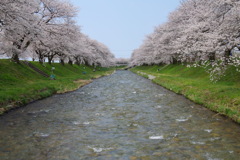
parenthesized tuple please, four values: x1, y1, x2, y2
(0, 59, 115, 115)
(130, 65, 240, 123)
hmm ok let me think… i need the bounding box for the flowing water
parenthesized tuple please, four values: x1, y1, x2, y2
(0, 71, 240, 160)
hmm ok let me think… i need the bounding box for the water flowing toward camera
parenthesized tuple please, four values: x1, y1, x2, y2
(0, 71, 240, 159)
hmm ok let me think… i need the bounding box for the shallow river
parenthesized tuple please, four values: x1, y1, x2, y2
(0, 71, 240, 160)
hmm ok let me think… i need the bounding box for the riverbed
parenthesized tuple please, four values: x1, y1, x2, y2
(0, 70, 240, 159)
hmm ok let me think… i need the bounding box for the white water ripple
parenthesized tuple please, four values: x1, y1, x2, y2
(149, 135, 164, 140)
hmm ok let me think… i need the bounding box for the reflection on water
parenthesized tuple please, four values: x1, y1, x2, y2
(0, 70, 240, 159)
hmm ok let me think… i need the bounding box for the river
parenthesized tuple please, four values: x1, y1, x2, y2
(0, 70, 240, 160)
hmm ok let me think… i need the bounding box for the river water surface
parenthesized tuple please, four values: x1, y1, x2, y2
(0, 71, 240, 159)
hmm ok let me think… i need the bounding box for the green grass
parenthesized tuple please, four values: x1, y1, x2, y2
(0, 59, 115, 114)
(131, 64, 240, 123)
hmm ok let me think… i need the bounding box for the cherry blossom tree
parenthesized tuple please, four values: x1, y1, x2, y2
(130, 0, 240, 81)
(115, 58, 129, 66)
(0, 0, 39, 63)
(0, 0, 114, 67)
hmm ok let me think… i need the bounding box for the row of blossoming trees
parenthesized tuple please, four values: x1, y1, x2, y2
(130, 0, 240, 81)
(0, 0, 115, 67)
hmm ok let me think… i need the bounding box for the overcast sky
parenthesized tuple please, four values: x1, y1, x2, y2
(69, 0, 181, 58)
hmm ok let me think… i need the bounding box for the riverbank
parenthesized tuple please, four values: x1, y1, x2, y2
(0, 59, 115, 115)
(1, 70, 240, 159)
(130, 65, 240, 123)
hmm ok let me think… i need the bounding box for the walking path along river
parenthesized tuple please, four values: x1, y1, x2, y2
(0, 70, 240, 159)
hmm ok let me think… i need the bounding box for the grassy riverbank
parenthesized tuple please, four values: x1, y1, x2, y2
(0, 59, 115, 114)
(131, 65, 240, 123)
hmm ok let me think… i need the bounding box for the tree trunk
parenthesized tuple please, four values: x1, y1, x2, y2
(224, 49, 232, 64)
(68, 59, 73, 65)
(224, 49, 231, 58)
(75, 60, 80, 66)
(48, 56, 53, 65)
(73, 56, 80, 65)
(209, 52, 216, 61)
(172, 57, 179, 64)
(11, 53, 20, 64)
(60, 59, 65, 65)
(84, 60, 90, 66)
(38, 55, 44, 64)
(39, 59, 43, 64)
